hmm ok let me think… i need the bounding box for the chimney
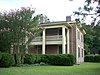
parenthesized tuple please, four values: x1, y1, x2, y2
(40, 14, 45, 24)
(66, 16, 71, 22)
(39, 14, 50, 24)
(40, 14, 44, 23)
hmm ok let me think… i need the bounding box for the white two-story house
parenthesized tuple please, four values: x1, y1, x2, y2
(28, 15, 86, 64)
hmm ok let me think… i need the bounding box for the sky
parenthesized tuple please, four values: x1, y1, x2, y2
(0, 0, 85, 21)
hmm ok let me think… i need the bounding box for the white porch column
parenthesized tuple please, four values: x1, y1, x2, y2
(62, 27, 66, 54)
(67, 29, 70, 54)
(42, 29, 46, 54)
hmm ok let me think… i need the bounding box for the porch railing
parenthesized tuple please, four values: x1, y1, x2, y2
(32, 37, 42, 42)
(46, 35, 62, 41)
(32, 35, 62, 42)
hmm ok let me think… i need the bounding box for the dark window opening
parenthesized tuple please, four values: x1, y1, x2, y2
(59, 45, 62, 54)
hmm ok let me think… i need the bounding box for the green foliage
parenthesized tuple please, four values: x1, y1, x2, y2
(67, 54, 76, 64)
(0, 7, 42, 64)
(0, 7, 41, 52)
(24, 54, 47, 64)
(47, 54, 75, 66)
(24, 54, 36, 64)
(0, 53, 15, 67)
(24, 54, 75, 66)
(74, 0, 100, 26)
(40, 54, 48, 63)
(0, 52, 2, 60)
(35, 54, 47, 63)
(84, 55, 94, 62)
(0, 32, 11, 53)
(35, 54, 42, 63)
(94, 55, 100, 62)
(84, 55, 100, 62)
(82, 24, 100, 54)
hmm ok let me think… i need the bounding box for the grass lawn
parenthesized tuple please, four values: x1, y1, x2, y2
(0, 63, 100, 75)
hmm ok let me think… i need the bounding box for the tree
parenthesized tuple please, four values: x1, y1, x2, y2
(70, 0, 100, 54)
(82, 23, 100, 55)
(73, 0, 100, 27)
(0, 7, 42, 64)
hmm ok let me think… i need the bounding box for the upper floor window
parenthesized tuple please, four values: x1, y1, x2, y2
(81, 35, 83, 42)
(82, 49, 84, 57)
(78, 31, 80, 40)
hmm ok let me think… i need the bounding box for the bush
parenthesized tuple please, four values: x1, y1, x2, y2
(84, 55, 100, 62)
(41, 55, 48, 63)
(0, 53, 15, 67)
(24, 54, 47, 64)
(84, 55, 94, 62)
(94, 55, 100, 62)
(35, 54, 48, 64)
(67, 54, 76, 65)
(35, 54, 42, 63)
(24, 54, 36, 64)
(24, 54, 75, 66)
(47, 54, 75, 66)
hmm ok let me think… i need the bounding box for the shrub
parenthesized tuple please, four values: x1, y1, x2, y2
(84, 55, 94, 62)
(24, 54, 75, 66)
(35, 54, 42, 63)
(24, 54, 36, 64)
(24, 54, 47, 64)
(0, 53, 15, 67)
(94, 55, 100, 62)
(84, 55, 100, 62)
(66, 54, 75, 65)
(47, 54, 75, 66)
(41, 55, 48, 63)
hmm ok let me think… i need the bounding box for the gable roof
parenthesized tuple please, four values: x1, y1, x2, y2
(40, 21, 86, 34)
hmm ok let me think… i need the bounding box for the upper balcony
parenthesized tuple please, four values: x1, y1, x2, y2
(31, 35, 64, 45)
(30, 27, 67, 45)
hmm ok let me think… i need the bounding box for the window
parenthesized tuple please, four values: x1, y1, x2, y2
(82, 49, 84, 57)
(78, 31, 80, 40)
(78, 47, 80, 57)
(46, 28, 58, 35)
(81, 35, 83, 42)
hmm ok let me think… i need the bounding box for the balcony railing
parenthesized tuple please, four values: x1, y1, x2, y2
(32, 37, 42, 42)
(32, 35, 62, 42)
(46, 35, 62, 41)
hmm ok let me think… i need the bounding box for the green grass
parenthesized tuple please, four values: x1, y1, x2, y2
(0, 63, 100, 75)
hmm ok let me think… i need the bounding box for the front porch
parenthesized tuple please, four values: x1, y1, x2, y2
(28, 45, 69, 54)
(30, 26, 70, 54)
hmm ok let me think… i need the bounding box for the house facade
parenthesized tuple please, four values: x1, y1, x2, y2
(28, 21, 86, 64)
